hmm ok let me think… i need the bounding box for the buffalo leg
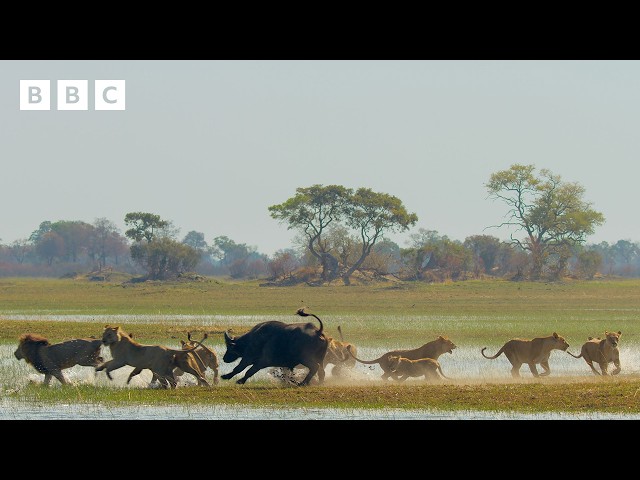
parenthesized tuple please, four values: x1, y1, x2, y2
(221, 358, 252, 380)
(237, 364, 263, 384)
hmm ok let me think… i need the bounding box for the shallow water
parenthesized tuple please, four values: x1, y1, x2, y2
(2, 315, 638, 420)
(2, 396, 640, 420)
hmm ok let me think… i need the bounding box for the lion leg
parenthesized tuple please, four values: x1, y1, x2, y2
(527, 363, 540, 377)
(182, 366, 209, 387)
(212, 366, 219, 385)
(584, 359, 601, 375)
(127, 367, 144, 384)
(539, 361, 551, 376)
(97, 359, 126, 381)
(510, 362, 522, 378)
(612, 360, 621, 375)
(599, 362, 609, 376)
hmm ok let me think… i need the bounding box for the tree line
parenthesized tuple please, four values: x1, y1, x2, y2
(0, 164, 638, 282)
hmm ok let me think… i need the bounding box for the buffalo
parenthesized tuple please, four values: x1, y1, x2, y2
(221, 308, 329, 386)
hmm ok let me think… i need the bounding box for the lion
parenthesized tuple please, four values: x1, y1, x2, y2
(481, 332, 570, 378)
(14, 333, 103, 386)
(347, 335, 457, 381)
(567, 330, 622, 376)
(137, 332, 220, 386)
(323, 326, 357, 376)
(95, 325, 209, 389)
(387, 355, 450, 381)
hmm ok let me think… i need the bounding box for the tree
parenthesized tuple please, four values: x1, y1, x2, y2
(9, 239, 31, 264)
(341, 188, 418, 285)
(50, 220, 93, 262)
(464, 235, 504, 275)
(29, 221, 52, 244)
(182, 231, 208, 251)
(89, 218, 128, 270)
(130, 237, 200, 280)
(486, 164, 605, 280)
(575, 249, 602, 280)
(268, 184, 350, 281)
(268, 249, 301, 281)
(35, 231, 64, 266)
(208, 236, 264, 278)
(124, 212, 169, 243)
(269, 184, 417, 285)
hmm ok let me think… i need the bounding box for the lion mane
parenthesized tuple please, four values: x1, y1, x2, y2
(481, 332, 569, 378)
(14, 333, 104, 386)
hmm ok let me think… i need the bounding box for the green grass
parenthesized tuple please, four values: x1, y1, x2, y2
(1, 276, 639, 414)
(6, 377, 640, 414)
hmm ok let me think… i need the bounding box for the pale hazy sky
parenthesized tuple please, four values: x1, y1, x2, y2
(1, 60, 638, 255)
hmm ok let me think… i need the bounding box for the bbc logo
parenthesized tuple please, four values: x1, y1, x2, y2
(20, 80, 126, 110)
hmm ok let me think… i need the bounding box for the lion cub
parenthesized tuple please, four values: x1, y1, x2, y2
(567, 330, 622, 376)
(388, 355, 450, 381)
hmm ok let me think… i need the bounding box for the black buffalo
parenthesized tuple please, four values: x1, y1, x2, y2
(221, 308, 329, 386)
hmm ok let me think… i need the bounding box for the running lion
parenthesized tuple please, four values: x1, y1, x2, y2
(14, 333, 104, 386)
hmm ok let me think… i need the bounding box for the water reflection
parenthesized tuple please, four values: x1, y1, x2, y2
(2, 398, 640, 420)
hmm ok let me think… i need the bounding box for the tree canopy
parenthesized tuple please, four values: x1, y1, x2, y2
(486, 164, 605, 279)
(269, 184, 417, 285)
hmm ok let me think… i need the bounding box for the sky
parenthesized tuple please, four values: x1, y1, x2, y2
(1, 60, 638, 256)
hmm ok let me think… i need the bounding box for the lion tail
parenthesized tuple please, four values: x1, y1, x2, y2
(566, 350, 583, 359)
(337, 325, 345, 342)
(481, 346, 505, 360)
(346, 344, 384, 365)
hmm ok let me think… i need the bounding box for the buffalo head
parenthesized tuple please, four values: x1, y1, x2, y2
(223, 330, 240, 363)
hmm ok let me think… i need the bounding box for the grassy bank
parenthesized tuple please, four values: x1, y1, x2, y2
(1, 276, 638, 415)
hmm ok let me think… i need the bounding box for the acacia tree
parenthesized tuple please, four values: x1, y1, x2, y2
(124, 212, 169, 243)
(268, 185, 350, 281)
(486, 164, 605, 279)
(124, 212, 196, 280)
(269, 184, 417, 285)
(341, 188, 417, 285)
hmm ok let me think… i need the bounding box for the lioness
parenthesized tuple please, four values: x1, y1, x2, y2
(138, 332, 220, 386)
(567, 331, 622, 376)
(347, 335, 457, 381)
(481, 332, 569, 378)
(324, 326, 357, 376)
(388, 356, 450, 381)
(14, 333, 103, 386)
(95, 325, 209, 389)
